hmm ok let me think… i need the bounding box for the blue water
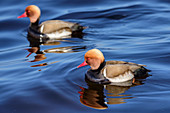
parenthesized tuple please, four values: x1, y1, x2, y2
(0, 0, 170, 113)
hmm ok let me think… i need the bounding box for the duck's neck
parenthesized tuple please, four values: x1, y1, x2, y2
(86, 60, 106, 81)
(30, 17, 40, 31)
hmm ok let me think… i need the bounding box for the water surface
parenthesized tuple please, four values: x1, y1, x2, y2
(0, 0, 170, 113)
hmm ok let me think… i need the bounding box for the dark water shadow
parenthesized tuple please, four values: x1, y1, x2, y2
(56, 4, 156, 21)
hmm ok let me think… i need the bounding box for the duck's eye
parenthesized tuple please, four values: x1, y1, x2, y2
(26, 10, 31, 16)
(86, 60, 88, 64)
(86, 58, 90, 64)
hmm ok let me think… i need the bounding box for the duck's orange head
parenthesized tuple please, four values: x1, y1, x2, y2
(18, 5, 41, 23)
(77, 49, 105, 69)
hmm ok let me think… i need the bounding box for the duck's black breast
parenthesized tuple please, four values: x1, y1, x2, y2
(85, 61, 111, 84)
(85, 70, 110, 84)
(27, 18, 50, 41)
(85, 69, 105, 82)
(28, 27, 49, 42)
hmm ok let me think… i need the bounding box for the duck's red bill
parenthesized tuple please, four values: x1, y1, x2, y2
(77, 61, 87, 68)
(18, 12, 27, 18)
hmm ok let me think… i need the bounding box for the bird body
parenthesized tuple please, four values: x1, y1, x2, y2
(78, 49, 150, 84)
(18, 5, 85, 39)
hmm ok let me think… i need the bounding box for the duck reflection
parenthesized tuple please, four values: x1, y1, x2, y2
(26, 47, 46, 62)
(44, 46, 86, 53)
(78, 77, 148, 109)
(78, 78, 108, 110)
(26, 35, 86, 67)
(26, 36, 48, 64)
(105, 85, 133, 105)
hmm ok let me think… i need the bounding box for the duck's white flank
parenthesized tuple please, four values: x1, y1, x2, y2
(103, 68, 134, 82)
(46, 29, 72, 39)
(40, 25, 44, 33)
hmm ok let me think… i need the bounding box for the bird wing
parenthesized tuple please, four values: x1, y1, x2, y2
(102, 64, 142, 78)
(106, 60, 146, 67)
(39, 20, 75, 34)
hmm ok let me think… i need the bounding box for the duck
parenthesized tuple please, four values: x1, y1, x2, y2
(18, 5, 86, 40)
(77, 49, 150, 84)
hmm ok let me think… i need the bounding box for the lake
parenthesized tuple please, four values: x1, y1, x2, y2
(0, 0, 170, 113)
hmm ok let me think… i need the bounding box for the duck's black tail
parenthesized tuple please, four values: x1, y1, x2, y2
(72, 24, 87, 32)
(71, 24, 87, 38)
(134, 66, 151, 79)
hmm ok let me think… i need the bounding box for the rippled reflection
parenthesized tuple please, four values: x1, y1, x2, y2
(78, 76, 149, 109)
(44, 46, 86, 53)
(26, 36, 47, 65)
(78, 78, 108, 110)
(26, 47, 46, 62)
(26, 35, 86, 67)
(105, 85, 133, 105)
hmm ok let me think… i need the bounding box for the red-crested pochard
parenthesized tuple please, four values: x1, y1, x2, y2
(77, 49, 150, 84)
(18, 5, 86, 40)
